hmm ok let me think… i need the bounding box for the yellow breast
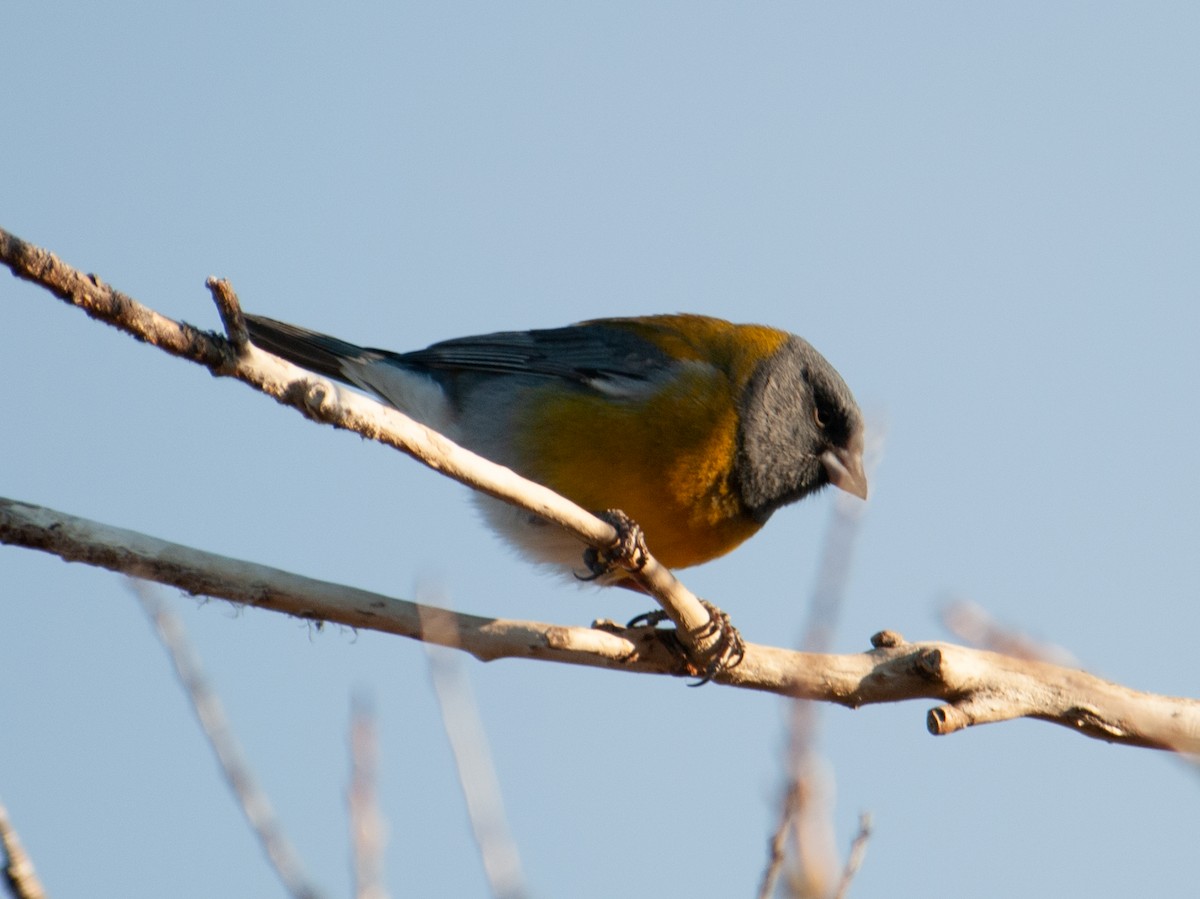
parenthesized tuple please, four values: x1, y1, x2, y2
(516, 318, 791, 568)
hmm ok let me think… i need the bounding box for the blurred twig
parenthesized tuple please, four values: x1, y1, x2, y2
(349, 696, 389, 899)
(832, 814, 872, 899)
(419, 595, 528, 899)
(0, 801, 46, 899)
(941, 598, 1078, 666)
(762, 432, 883, 899)
(129, 580, 323, 899)
(776, 707, 839, 899)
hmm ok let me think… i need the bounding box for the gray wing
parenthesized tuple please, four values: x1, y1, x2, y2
(245, 315, 681, 396)
(390, 321, 675, 387)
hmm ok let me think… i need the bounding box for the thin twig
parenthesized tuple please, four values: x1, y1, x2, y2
(763, 433, 882, 898)
(782, 722, 839, 898)
(941, 598, 1078, 666)
(0, 801, 47, 899)
(759, 787, 797, 899)
(129, 581, 323, 899)
(420, 598, 528, 899)
(831, 814, 872, 899)
(349, 695, 388, 899)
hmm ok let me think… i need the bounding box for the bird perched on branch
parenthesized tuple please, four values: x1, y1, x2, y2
(244, 313, 867, 577)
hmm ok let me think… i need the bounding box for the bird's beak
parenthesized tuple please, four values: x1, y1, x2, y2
(821, 435, 868, 500)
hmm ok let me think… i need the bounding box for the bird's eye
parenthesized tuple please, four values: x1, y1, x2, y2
(813, 405, 827, 428)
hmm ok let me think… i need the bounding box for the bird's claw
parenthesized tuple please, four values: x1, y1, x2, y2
(689, 600, 746, 685)
(626, 608, 667, 629)
(625, 599, 745, 686)
(577, 509, 650, 582)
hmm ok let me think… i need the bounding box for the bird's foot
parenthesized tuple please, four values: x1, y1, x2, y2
(577, 509, 649, 582)
(627, 599, 746, 686)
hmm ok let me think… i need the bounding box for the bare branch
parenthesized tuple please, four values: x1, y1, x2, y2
(764, 439, 880, 899)
(0, 226, 724, 671)
(421, 599, 528, 899)
(0, 801, 47, 899)
(130, 581, 323, 899)
(782, 760, 838, 899)
(4, 227, 1199, 755)
(831, 814, 872, 899)
(349, 696, 388, 899)
(941, 598, 1078, 666)
(758, 787, 795, 899)
(5, 497, 1198, 753)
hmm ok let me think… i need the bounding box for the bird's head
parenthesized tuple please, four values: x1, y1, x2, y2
(735, 337, 867, 522)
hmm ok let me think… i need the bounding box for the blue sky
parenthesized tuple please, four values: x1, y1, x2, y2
(3, 3, 1198, 897)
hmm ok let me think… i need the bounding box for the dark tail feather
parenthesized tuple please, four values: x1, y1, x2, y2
(244, 314, 368, 384)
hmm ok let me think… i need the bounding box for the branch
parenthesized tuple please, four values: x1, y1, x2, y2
(4, 497, 1199, 753)
(131, 582, 323, 899)
(0, 226, 724, 670)
(941, 598, 1078, 666)
(764, 463, 877, 899)
(5, 227, 1200, 752)
(832, 814, 872, 899)
(349, 697, 388, 899)
(422, 602, 528, 899)
(0, 801, 47, 899)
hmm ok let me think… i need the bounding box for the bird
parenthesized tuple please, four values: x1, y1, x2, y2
(244, 312, 867, 578)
